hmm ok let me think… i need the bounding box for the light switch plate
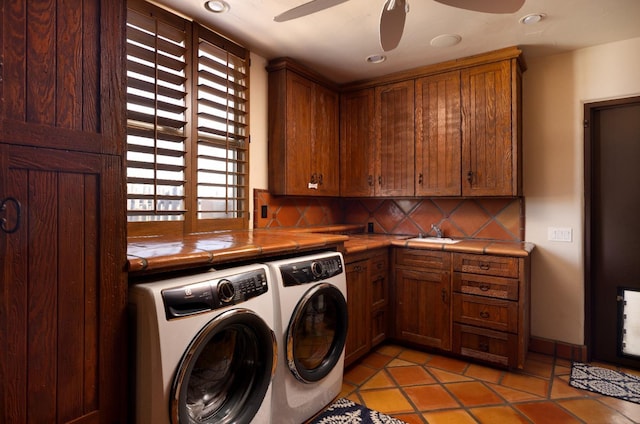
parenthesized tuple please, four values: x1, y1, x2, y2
(548, 227, 573, 242)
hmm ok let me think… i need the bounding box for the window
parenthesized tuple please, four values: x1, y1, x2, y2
(126, 0, 249, 236)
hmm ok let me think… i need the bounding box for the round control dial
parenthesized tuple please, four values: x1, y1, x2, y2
(217, 279, 236, 303)
(311, 261, 323, 277)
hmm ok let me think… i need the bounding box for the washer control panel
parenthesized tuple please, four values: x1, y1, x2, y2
(279, 254, 343, 287)
(162, 269, 269, 320)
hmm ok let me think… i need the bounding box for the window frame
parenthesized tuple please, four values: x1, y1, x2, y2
(126, 0, 250, 237)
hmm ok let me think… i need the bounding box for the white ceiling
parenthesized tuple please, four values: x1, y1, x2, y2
(150, 0, 640, 84)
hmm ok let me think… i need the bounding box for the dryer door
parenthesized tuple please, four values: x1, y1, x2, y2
(286, 283, 348, 383)
(171, 308, 276, 424)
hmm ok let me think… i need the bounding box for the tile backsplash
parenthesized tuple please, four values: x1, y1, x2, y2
(254, 189, 524, 242)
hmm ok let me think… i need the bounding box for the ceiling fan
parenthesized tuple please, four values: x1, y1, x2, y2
(274, 0, 525, 52)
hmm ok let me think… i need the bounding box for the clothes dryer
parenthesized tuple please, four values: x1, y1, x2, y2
(265, 251, 348, 424)
(129, 264, 277, 424)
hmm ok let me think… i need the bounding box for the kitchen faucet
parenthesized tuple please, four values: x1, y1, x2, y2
(431, 223, 443, 238)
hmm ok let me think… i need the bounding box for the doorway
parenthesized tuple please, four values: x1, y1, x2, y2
(585, 96, 640, 368)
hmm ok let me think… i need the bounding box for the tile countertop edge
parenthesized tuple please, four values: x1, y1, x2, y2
(127, 229, 349, 275)
(390, 239, 535, 257)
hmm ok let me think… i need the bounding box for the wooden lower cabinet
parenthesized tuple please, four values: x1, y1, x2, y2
(392, 248, 530, 369)
(393, 249, 451, 350)
(344, 249, 389, 366)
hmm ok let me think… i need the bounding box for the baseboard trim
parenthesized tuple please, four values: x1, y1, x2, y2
(529, 336, 588, 362)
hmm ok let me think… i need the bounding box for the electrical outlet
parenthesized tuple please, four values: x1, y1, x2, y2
(261, 205, 268, 219)
(548, 227, 573, 242)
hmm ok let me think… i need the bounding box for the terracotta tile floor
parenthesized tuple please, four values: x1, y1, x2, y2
(340, 344, 640, 424)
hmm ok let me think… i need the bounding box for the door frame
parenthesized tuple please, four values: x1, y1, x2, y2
(583, 95, 640, 361)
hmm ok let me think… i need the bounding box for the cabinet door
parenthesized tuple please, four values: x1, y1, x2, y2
(0, 145, 126, 423)
(415, 71, 462, 196)
(461, 60, 515, 196)
(375, 80, 415, 196)
(340, 89, 376, 196)
(395, 268, 451, 350)
(285, 72, 315, 194)
(345, 260, 371, 365)
(313, 84, 340, 196)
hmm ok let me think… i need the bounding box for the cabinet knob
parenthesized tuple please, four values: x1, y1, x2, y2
(479, 342, 489, 352)
(368, 175, 374, 186)
(378, 175, 382, 186)
(418, 173, 423, 185)
(467, 170, 473, 184)
(480, 311, 490, 319)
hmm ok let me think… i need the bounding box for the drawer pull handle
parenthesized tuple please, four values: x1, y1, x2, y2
(480, 311, 490, 319)
(479, 284, 490, 291)
(480, 263, 490, 270)
(479, 342, 489, 352)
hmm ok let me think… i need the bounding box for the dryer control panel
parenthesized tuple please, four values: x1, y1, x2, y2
(162, 269, 269, 320)
(279, 254, 344, 287)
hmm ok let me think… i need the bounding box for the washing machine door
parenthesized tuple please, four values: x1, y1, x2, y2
(171, 308, 276, 424)
(286, 283, 348, 383)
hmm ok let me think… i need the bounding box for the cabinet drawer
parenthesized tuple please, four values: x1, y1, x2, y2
(395, 248, 451, 270)
(371, 254, 388, 279)
(453, 253, 518, 278)
(453, 293, 517, 333)
(453, 273, 518, 300)
(453, 324, 517, 367)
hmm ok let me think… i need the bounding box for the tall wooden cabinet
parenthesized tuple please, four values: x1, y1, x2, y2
(461, 60, 522, 196)
(340, 89, 376, 197)
(267, 59, 339, 196)
(0, 1, 127, 422)
(415, 71, 462, 196)
(375, 81, 415, 196)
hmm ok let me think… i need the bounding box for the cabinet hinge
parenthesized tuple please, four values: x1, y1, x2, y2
(584, 119, 589, 128)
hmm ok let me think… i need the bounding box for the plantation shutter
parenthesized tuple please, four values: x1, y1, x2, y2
(194, 25, 249, 221)
(126, 6, 188, 222)
(125, 1, 250, 235)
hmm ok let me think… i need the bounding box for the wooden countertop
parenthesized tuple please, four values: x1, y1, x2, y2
(127, 229, 348, 275)
(127, 226, 534, 276)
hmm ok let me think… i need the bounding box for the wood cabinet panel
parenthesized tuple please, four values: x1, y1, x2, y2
(461, 60, 517, 196)
(1, 145, 126, 423)
(375, 81, 415, 196)
(453, 324, 517, 367)
(345, 259, 371, 365)
(453, 253, 519, 278)
(453, 273, 518, 300)
(415, 71, 462, 196)
(268, 60, 339, 196)
(340, 89, 375, 196)
(453, 293, 518, 332)
(0, 1, 127, 421)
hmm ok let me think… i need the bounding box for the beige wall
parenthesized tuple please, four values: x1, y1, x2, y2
(249, 37, 640, 345)
(524, 37, 640, 345)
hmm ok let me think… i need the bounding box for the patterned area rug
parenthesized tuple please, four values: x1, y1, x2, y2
(309, 398, 407, 424)
(570, 362, 640, 404)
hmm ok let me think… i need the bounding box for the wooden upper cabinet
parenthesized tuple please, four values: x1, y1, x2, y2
(268, 59, 339, 196)
(340, 88, 375, 196)
(461, 59, 521, 196)
(415, 71, 462, 196)
(375, 80, 415, 196)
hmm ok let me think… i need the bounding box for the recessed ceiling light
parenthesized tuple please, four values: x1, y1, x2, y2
(430, 34, 462, 48)
(519, 13, 545, 25)
(366, 54, 387, 64)
(205, 0, 230, 14)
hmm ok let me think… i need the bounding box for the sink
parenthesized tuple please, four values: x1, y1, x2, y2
(406, 237, 460, 244)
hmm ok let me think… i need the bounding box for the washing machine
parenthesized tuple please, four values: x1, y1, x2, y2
(129, 264, 277, 424)
(265, 251, 348, 424)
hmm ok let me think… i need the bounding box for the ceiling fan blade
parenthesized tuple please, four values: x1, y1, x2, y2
(274, 0, 351, 22)
(380, 0, 407, 52)
(434, 0, 525, 14)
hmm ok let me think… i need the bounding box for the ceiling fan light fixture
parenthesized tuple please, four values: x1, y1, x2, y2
(205, 0, 230, 14)
(519, 13, 545, 25)
(366, 54, 387, 64)
(430, 34, 462, 48)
